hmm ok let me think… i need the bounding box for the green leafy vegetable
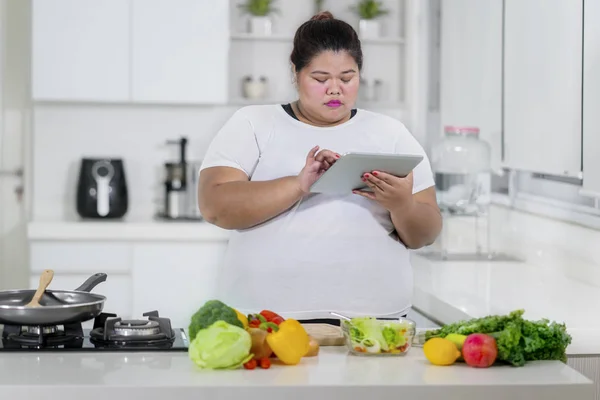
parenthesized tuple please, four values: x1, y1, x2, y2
(188, 299, 244, 341)
(349, 325, 365, 342)
(188, 321, 253, 370)
(382, 323, 407, 348)
(382, 325, 400, 347)
(348, 317, 390, 351)
(425, 309, 572, 367)
(346, 318, 411, 350)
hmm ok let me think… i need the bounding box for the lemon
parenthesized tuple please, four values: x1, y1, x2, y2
(423, 338, 461, 366)
(234, 308, 248, 329)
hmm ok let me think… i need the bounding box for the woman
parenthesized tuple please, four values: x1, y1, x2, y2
(198, 11, 442, 325)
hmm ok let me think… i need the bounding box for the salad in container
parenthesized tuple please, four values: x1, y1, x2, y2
(340, 316, 416, 356)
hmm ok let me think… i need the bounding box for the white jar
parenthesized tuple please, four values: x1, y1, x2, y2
(242, 76, 268, 99)
(249, 16, 272, 36)
(359, 19, 381, 39)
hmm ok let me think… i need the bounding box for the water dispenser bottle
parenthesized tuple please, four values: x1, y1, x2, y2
(431, 126, 492, 215)
(429, 126, 493, 259)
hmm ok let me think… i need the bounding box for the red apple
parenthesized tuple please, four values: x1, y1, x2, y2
(462, 333, 498, 368)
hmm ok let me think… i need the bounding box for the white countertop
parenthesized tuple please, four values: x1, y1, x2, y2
(411, 256, 600, 356)
(0, 347, 592, 399)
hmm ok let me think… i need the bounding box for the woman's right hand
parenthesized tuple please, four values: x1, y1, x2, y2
(296, 146, 340, 194)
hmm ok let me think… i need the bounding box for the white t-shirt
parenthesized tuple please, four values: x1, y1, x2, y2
(200, 104, 435, 320)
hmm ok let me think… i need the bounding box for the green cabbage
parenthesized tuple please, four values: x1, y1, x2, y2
(188, 320, 253, 369)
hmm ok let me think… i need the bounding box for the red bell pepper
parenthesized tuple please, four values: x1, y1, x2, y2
(259, 310, 285, 326)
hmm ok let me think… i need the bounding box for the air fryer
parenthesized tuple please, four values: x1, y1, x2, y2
(76, 158, 128, 219)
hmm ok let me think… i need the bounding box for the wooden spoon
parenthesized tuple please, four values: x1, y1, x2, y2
(25, 269, 54, 308)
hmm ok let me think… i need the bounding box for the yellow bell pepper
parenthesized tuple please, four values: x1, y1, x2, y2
(266, 319, 310, 365)
(234, 308, 248, 330)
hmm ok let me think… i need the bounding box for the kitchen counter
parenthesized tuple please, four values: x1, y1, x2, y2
(411, 206, 600, 356)
(412, 255, 600, 356)
(0, 347, 592, 400)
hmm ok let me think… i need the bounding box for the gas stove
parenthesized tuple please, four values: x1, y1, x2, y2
(0, 310, 189, 352)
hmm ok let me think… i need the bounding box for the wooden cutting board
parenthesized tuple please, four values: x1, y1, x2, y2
(302, 323, 345, 346)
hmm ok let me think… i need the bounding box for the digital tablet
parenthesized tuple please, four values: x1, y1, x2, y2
(309, 152, 424, 194)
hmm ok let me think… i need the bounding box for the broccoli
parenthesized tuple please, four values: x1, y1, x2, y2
(188, 300, 244, 341)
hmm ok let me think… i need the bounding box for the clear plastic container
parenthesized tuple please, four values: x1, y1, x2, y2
(340, 317, 416, 356)
(430, 126, 492, 215)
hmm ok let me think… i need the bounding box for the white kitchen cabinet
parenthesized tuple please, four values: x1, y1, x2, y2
(503, 0, 583, 177)
(439, 0, 503, 172)
(581, 0, 600, 197)
(131, 242, 228, 328)
(29, 241, 132, 274)
(28, 240, 134, 324)
(131, 0, 229, 104)
(27, 237, 231, 327)
(31, 0, 130, 102)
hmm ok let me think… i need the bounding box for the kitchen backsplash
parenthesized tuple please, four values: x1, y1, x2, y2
(31, 103, 414, 222)
(32, 104, 239, 221)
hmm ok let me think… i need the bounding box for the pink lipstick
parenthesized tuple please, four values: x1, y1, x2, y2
(326, 100, 342, 108)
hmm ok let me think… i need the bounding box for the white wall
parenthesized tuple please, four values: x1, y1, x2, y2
(1, 0, 31, 289)
(31, 104, 240, 221)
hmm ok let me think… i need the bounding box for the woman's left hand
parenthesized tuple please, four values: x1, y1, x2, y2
(353, 171, 414, 212)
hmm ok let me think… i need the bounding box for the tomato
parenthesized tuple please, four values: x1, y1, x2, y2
(243, 359, 257, 370)
(248, 319, 260, 328)
(259, 358, 271, 369)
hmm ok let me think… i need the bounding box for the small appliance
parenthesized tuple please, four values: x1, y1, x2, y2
(76, 158, 128, 219)
(159, 137, 203, 220)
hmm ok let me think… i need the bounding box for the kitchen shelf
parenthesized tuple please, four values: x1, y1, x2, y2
(230, 33, 291, 42)
(227, 0, 421, 129)
(228, 98, 294, 106)
(230, 32, 405, 45)
(361, 37, 406, 45)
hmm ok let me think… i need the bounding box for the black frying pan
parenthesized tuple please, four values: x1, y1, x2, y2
(0, 272, 107, 326)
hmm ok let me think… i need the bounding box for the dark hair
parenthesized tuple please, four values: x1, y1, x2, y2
(290, 11, 363, 73)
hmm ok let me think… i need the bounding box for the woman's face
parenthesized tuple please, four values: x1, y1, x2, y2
(295, 50, 360, 125)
